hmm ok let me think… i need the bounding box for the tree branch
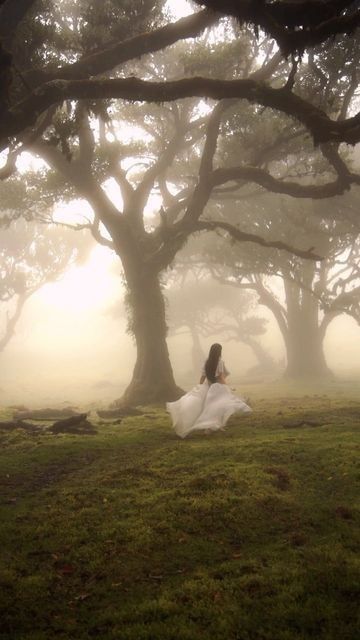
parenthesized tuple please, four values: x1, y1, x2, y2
(338, 62, 359, 121)
(49, 216, 115, 250)
(109, 158, 135, 209)
(0, 0, 38, 43)
(0, 105, 56, 179)
(320, 142, 353, 185)
(210, 270, 289, 340)
(194, 220, 323, 261)
(193, 0, 359, 55)
(26, 9, 218, 86)
(4, 75, 360, 151)
(31, 139, 128, 247)
(77, 106, 95, 170)
(211, 165, 354, 199)
(199, 100, 234, 179)
(135, 128, 186, 207)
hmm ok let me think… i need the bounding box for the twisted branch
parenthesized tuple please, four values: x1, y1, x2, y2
(3, 75, 360, 152)
(194, 220, 323, 261)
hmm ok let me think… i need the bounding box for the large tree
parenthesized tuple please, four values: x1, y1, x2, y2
(203, 193, 360, 378)
(1, 1, 360, 402)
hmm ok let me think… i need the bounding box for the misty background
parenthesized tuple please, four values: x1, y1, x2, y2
(1, 238, 359, 406)
(0, 0, 359, 407)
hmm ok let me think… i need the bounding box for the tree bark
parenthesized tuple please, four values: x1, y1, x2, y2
(284, 327, 332, 378)
(30, 144, 185, 407)
(254, 275, 333, 379)
(120, 268, 183, 405)
(283, 279, 333, 379)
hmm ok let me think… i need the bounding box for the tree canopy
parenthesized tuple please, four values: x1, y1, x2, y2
(0, 0, 359, 402)
(0, 0, 359, 155)
(201, 192, 360, 377)
(194, 0, 360, 56)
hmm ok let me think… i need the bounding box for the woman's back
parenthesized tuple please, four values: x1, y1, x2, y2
(201, 357, 229, 384)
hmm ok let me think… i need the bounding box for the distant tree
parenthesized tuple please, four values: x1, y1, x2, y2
(204, 194, 360, 378)
(0, 1, 359, 403)
(0, 219, 90, 352)
(166, 274, 276, 376)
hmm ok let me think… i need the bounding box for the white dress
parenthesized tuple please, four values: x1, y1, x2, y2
(167, 359, 252, 439)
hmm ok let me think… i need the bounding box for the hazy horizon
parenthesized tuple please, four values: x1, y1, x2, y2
(1, 247, 359, 407)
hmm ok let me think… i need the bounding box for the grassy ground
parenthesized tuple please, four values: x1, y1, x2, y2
(0, 383, 359, 640)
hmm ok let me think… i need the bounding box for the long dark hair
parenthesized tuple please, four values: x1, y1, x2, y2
(205, 343, 222, 383)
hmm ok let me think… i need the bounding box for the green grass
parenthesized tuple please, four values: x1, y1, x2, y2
(0, 387, 359, 640)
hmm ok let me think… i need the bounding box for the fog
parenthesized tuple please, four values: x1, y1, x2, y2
(0, 0, 359, 409)
(0, 244, 359, 408)
(2, 2, 360, 638)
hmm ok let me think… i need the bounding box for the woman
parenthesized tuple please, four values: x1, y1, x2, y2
(167, 343, 252, 438)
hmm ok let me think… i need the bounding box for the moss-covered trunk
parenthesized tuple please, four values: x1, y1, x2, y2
(121, 268, 183, 405)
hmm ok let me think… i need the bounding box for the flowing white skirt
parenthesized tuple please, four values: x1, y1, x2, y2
(167, 382, 252, 439)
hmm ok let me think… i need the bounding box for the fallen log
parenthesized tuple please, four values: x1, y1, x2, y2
(0, 420, 42, 432)
(0, 414, 97, 436)
(49, 414, 97, 434)
(14, 408, 81, 421)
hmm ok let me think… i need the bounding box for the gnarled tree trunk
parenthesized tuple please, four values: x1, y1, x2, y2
(285, 324, 332, 377)
(283, 279, 332, 379)
(120, 267, 183, 405)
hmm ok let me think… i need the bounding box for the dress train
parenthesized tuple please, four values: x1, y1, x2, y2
(167, 381, 252, 439)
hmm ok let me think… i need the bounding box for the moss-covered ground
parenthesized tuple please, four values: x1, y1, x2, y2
(0, 382, 359, 640)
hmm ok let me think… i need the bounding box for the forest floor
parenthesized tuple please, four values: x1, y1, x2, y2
(0, 381, 359, 640)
